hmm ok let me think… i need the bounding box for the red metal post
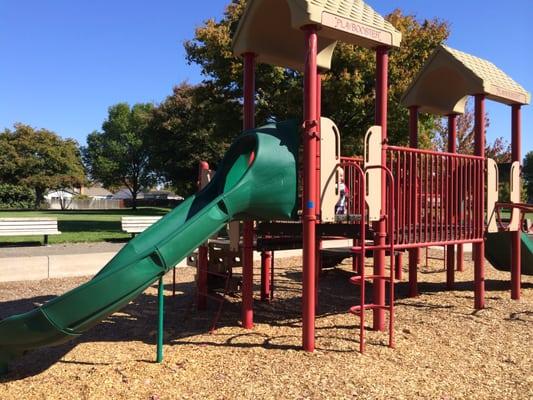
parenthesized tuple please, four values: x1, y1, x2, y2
(511, 104, 522, 300)
(446, 114, 457, 289)
(395, 251, 403, 280)
(474, 94, 485, 309)
(302, 26, 318, 351)
(408, 105, 419, 297)
(242, 52, 256, 328)
(197, 161, 210, 310)
(315, 71, 322, 311)
(260, 251, 271, 302)
(373, 46, 389, 331)
(456, 244, 464, 272)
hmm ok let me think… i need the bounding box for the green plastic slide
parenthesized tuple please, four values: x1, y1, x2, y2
(0, 120, 299, 373)
(485, 231, 533, 275)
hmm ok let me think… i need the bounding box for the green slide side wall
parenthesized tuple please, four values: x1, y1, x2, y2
(485, 231, 533, 276)
(0, 120, 299, 373)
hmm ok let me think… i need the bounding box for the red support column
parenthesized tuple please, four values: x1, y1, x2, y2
(456, 244, 464, 272)
(242, 52, 256, 329)
(474, 94, 485, 309)
(373, 47, 389, 331)
(446, 114, 457, 289)
(511, 104, 522, 300)
(315, 71, 322, 312)
(197, 161, 210, 310)
(408, 105, 419, 297)
(260, 251, 271, 302)
(302, 26, 319, 351)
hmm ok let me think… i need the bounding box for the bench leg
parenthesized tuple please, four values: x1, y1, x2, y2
(44, 235, 49, 246)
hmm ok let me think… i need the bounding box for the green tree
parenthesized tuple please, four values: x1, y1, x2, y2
(184, 1, 450, 155)
(434, 98, 511, 162)
(148, 84, 227, 195)
(0, 124, 85, 206)
(523, 151, 533, 202)
(83, 103, 156, 209)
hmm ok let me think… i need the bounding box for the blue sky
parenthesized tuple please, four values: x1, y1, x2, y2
(0, 0, 531, 157)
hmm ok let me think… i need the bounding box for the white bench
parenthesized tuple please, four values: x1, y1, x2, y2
(121, 216, 162, 236)
(0, 218, 61, 245)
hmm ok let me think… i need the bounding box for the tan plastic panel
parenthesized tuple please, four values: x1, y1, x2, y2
(228, 221, 241, 252)
(319, 117, 341, 222)
(364, 126, 382, 222)
(486, 158, 499, 233)
(508, 161, 521, 232)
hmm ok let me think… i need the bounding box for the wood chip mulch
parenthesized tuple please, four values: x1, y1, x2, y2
(0, 250, 531, 399)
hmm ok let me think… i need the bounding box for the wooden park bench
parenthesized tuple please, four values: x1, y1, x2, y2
(121, 216, 162, 237)
(0, 218, 61, 245)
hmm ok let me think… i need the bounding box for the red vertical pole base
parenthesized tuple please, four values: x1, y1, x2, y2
(474, 242, 485, 309)
(446, 244, 455, 289)
(395, 252, 403, 281)
(242, 221, 254, 329)
(260, 251, 271, 302)
(511, 231, 521, 300)
(372, 226, 386, 332)
(456, 244, 464, 272)
(408, 249, 418, 297)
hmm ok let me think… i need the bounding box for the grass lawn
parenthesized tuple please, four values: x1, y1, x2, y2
(0, 207, 170, 245)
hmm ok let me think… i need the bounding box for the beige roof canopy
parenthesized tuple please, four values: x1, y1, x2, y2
(402, 45, 531, 115)
(232, 0, 402, 71)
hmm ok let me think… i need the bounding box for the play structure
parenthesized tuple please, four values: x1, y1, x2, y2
(0, 0, 531, 372)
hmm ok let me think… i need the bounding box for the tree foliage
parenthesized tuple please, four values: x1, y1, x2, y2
(83, 103, 156, 209)
(184, 1, 450, 155)
(0, 124, 85, 205)
(0, 183, 36, 209)
(523, 151, 533, 202)
(434, 98, 511, 162)
(147, 84, 227, 195)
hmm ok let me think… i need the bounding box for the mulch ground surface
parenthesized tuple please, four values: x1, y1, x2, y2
(0, 250, 531, 399)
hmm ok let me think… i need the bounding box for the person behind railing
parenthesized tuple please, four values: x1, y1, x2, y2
(335, 177, 350, 215)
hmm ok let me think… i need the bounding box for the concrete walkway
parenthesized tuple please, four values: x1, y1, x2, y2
(0, 240, 474, 283)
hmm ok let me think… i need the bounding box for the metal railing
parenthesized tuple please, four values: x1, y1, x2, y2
(385, 146, 486, 247)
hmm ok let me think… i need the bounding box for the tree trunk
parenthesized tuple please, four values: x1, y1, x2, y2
(131, 191, 137, 211)
(35, 187, 45, 209)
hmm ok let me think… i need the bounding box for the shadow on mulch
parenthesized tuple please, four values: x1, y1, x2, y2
(1, 264, 532, 381)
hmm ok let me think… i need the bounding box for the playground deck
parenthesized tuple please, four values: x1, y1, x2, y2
(1, 252, 531, 399)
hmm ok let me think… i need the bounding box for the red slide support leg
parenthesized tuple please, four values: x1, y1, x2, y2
(260, 251, 271, 302)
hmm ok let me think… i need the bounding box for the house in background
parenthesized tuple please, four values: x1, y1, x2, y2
(143, 189, 183, 201)
(80, 185, 113, 199)
(111, 188, 145, 200)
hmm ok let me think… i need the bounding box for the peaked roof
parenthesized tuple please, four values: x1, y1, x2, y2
(232, 0, 401, 71)
(402, 45, 530, 115)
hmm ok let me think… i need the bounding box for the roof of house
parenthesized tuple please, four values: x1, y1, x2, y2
(232, 0, 401, 71)
(83, 187, 113, 197)
(402, 45, 530, 115)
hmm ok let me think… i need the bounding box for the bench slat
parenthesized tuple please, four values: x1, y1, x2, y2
(0, 218, 60, 238)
